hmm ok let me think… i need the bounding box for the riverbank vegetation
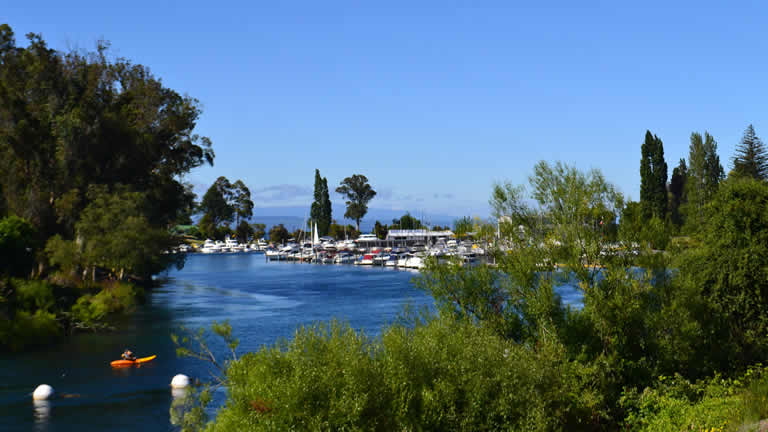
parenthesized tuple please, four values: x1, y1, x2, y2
(0, 24, 213, 351)
(176, 126, 768, 431)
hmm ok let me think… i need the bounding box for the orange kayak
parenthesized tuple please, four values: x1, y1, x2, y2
(110, 355, 156, 367)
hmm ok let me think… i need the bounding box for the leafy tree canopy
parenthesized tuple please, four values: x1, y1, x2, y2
(335, 174, 376, 231)
(0, 215, 37, 277)
(0, 25, 213, 241)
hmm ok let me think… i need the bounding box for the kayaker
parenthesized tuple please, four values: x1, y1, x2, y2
(121, 349, 136, 361)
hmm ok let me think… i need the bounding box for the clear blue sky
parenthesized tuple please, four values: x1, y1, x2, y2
(5, 1, 767, 218)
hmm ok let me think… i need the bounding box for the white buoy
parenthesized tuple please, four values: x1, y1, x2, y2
(171, 374, 190, 389)
(33, 385, 54, 400)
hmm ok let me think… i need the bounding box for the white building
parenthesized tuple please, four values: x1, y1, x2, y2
(385, 229, 454, 242)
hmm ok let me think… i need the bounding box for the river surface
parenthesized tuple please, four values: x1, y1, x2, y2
(0, 253, 583, 431)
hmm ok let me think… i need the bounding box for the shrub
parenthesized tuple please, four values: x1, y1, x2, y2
(70, 282, 142, 328)
(205, 315, 602, 432)
(0, 309, 60, 351)
(622, 366, 768, 431)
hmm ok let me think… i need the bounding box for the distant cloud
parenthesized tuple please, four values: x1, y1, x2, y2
(252, 184, 312, 202)
(375, 187, 394, 200)
(433, 193, 455, 199)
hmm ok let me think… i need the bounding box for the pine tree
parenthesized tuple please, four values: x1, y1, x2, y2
(732, 124, 768, 180)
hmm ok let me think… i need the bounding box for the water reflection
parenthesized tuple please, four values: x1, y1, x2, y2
(33, 400, 50, 431)
(169, 388, 189, 426)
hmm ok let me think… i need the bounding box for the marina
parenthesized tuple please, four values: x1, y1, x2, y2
(185, 228, 489, 270)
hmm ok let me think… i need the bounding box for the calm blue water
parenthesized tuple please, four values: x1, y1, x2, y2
(0, 254, 432, 432)
(0, 254, 584, 431)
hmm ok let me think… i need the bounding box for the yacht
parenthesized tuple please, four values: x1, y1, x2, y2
(265, 247, 282, 259)
(404, 254, 425, 269)
(200, 239, 221, 254)
(373, 252, 389, 266)
(356, 254, 375, 265)
(397, 253, 413, 267)
(334, 252, 354, 264)
(224, 237, 244, 253)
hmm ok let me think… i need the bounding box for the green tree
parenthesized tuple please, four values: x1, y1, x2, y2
(231, 180, 253, 228)
(394, 212, 422, 230)
(640, 131, 668, 220)
(200, 177, 234, 228)
(453, 216, 473, 240)
(335, 174, 376, 232)
(373, 221, 388, 239)
(310, 170, 323, 233)
(234, 221, 254, 243)
(668, 158, 687, 228)
(268, 224, 289, 245)
(732, 124, 768, 180)
(328, 221, 358, 240)
(0, 25, 213, 241)
(0, 215, 37, 277)
(309, 170, 332, 235)
(677, 177, 768, 371)
(74, 186, 174, 280)
(251, 223, 266, 241)
(687, 132, 723, 207)
(320, 177, 332, 236)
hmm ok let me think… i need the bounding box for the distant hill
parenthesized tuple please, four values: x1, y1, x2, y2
(247, 206, 456, 234)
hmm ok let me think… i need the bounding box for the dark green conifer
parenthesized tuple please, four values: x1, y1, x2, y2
(732, 124, 768, 180)
(639, 131, 667, 220)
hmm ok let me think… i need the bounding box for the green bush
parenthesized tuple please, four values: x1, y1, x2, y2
(13, 279, 55, 311)
(71, 282, 142, 327)
(622, 366, 768, 431)
(205, 315, 602, 432)
(0, 309, 60, 351)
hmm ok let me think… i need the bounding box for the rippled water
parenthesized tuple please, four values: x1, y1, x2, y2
(0, 254, 584, 431)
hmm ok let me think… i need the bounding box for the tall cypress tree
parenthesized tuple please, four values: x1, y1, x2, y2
(651, 134, 668, 219)
(640, 131, 654, 220)
(320, 177, 332, 236)
(684, 131, 724, 231)
(310, 169, 323, 230)
(702, 132, 724, 198)
(732, 124, 768, 180)
(669, 158, 687, 227)
(640, 131, 667, 220)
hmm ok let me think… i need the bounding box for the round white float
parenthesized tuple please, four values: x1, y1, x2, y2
(33, 384, 54, 400)
(171, 374, 190, 389)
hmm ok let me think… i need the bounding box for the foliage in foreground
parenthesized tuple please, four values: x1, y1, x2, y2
(200, 316, 600, 432)
(622, 366, 768, 431)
